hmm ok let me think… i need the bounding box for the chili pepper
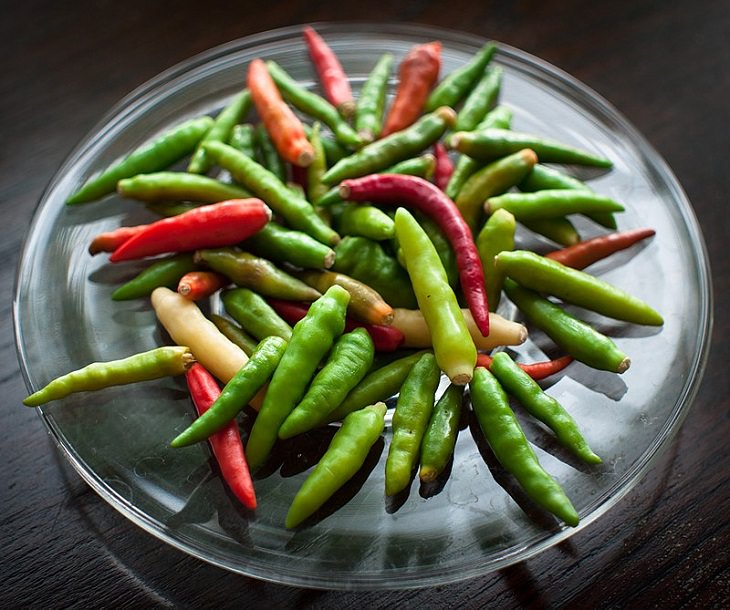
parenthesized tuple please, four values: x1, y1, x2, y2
(545, 227, 657, 270)
(145, 201, 201, 217)
(448, 127, 613, 168)
(194, 247, 321, 302)
(335, 204, 395, 241)
(303, 122, 330, 207)
(454, 66, 503, 132)
(246, 285, 350, 470)
(521, 217, 581, 247)
(109, 199, 271, 263)
(209, 314, 258, 356)
(390, 307, 526, 351)
(395, 207, 476, 384)
(221, 287, 293, 342)
(303, 123, 349, 166)
(247, 58, 314, 167)
(188, 89, 252, 174)
(89, 225, 144, 255)
(354, 53, 393, 142)
(321, 107, 455, 185)
(419, 383, 464, 483)
(255, 122, 288, 183)
(339, 174, 491, 337)
(414, 212, 460, 289)
(432, 141, 454, 191)
(297, 269, 394, 326)
(228, 123, 257, 158)
(381, 41, 441, 137)
(469, 366, 580, 526)
(245, 221, 336, 270)
(385, 352, 441, 496)
(23, 346, 195, 407)
(177, 270, 229, 300)
(484, 189, 624, 221)
(66, 116, 214, 205)
(183, 363, 257, 509)
(202, 141, 340, 246)
(426, 41, 496, 112)
(111, 253, 198, 301)
(285, 401, 386, 528)
(476, 208, 516, 311)
(476, 353, 574, 381)
(279, 328, 375, 439)
(172, 336, 287, 448)
(496, 249, 664, 326)
(502, 279, 630, 373)
(302, 25, 355, 119)
(117, 171, 250, 203)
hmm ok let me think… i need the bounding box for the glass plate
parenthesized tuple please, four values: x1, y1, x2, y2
(14, 23, 712, 590)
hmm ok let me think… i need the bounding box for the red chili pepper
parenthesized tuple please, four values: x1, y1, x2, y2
(476, 352, 574, 381)
(544, 227, 656, 270)
(109, 199, 271, 262)
(433, 141, 454, 191)
(267, 298, 405, 352)
(339, 174, 491, 336)
(381, 41, 441, 137)
(302, 25, 355, 118)
(88, 225, 144, 255)
(177, 270, 229, 300)
(185, 363, 257, 510)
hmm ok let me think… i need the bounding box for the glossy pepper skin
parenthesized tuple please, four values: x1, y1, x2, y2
(454, 65, 503, 132)
(302, 26, 355, 118)
(544, 227, 656, 270)
(285, 402, 386, 528)
(476, 208, 516, 312)
(111, 253, 198, 301)
(117, 171, 250, 203)
(419, 383, 464, 482)
(485, 189, 624, 221)
(220, 287, 293, 342)
(245, 221, 336, 270)
(354, 53, 393, 142)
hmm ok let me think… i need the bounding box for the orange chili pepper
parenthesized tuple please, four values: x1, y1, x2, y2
(88, 225, 144, 255)
(177, 270, 229, 300)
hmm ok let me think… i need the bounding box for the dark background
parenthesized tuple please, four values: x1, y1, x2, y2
(2, 0, 728, 607)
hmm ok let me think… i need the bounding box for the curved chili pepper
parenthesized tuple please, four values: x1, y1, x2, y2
(335, 204, 395, 241)
(177, 270, 229, 300)
(117, 171, 250, 204)
(354, 53, 393, 142)
(111, 253, 198, 301)
(454, 66, 503, 132)
(476, 353, 574, 381)
(432, 141, 454, 191)
(545, 227, 656, 270)
(220, 288, 293, 342)
(245, 221, 336, 270)
(476, 208, 516, 312)
(419, 383, 464, 483)
(89, 225, 144, 255)
(485, 189, 624, 221)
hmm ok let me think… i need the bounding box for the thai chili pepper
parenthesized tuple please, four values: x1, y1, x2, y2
(419, 383, 464, 482)
(484, 189, 624, 221)
(66, 116, 213, 204)
(385, 352, 441, 496)
(109, 199, 271, 263)
(228, 123, 258, 158)
(489, 352, 601, 464)
(209, 314, 258, 357)
(244, 221, 336, 270)
(89, 225, 144, 255)
(302, 25, 355, 119)
(496, 250, 664, 326)
(521, 217, 581, 247)
(23, 345, 195, 407)
(448, 127, 613, 168)
(267, 298, 405, 353)
(321, 107, 455, 185)
(502, 279, 630, 373)
(335, 204, 395, 241)
(354, 53, 393, 142)
(303, 123, 349, 165)
(177, 270, 229, 300)
(172, 336, 287, 448)
(202, 141, 339, 246)
(111, 253, 198, 301)
(469, 366, 580, 526)
(432, 141, 454, 191)
(117, 171, 250, 203)
(266, 60, 362, 150)
(476, 353, 574, 381)
(545, 227, 656, 270)
(279, 328, 375, 439)
(220, 287, 293, 342)
(145, 201, 201, 217)
(454, 66, 503, 132)
(255, 122, 288, 183)
(305, 122, 330, 205)
(285, 401, 386, 528)
(339, 174, 491, 337)
(476, 208, 516, 312)
(188, 89, 252, 174)
(194, 247, 321, 301)
(183, 363, 257, 510)
(246, 285, 350, 471)
(394, 207, 476, 384)
(381, 41, 441, 137)
(297, 269, 394, 326)
(247, 58, 314, 167)
(425, 41, 496, 112)
(456, 149, 537, 231)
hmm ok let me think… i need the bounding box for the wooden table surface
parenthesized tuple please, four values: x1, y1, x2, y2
(3, 0, 728, 607)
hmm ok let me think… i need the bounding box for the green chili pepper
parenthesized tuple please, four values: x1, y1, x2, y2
(521, 217, 581, 247)
(221, 287, 293, 342)
(285, 401, 386, 528)
(503, 279, 630, 373)
(476, 208, 516, 311)
(228, 123, 257, 158)
(336, 204, 395, 240)
(145, 201, 201, 217)
(419, 383, 464, 482)
(454, 66, 503, 132)
(426, 42, 496, 112)
(489, 352, 601, 464)
(279, 328, 375, 439)
(116, 172, 250, 203)
(305, 122, 330, 204)
(66, 116, 214, 204)
(209, 314, 258, 356)
(496, 250, 663, 325)
(417, 213, 460, 290)
(23, 346, 196, 407)
(485, 189, 624, 221)
(255, 122, 288, 182)
(469, 366, 580, 526)
(244, 221, 336, 270)
(170, 335, 287, 447)
(303, 123, 349, 165)
(111, 253, 198, 301)
(385, 352, 441, 496)
(355, 53, 393, 142)
(188, 89, 251, 174)
(246, 285, 351, 470)
(202, 141, 340, 246)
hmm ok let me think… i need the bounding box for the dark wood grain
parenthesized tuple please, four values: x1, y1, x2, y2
(2, 0, 728, 607)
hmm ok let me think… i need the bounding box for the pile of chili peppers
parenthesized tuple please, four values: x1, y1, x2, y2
(24, 27, 664, 529)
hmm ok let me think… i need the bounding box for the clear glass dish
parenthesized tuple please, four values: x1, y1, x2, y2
(14, 23, 712, 590)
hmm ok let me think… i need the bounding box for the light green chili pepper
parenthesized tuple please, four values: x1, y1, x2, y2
(419, 383, 464, 482)
(221, 287, 293, 342)
(336, 204, 395, 240)
(485, 189, 624, 221)
(228, 123, 257, 158)
(476, 208, 516, 312)
(454, 65, 503, 132)
(116, 171, 250, 203)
